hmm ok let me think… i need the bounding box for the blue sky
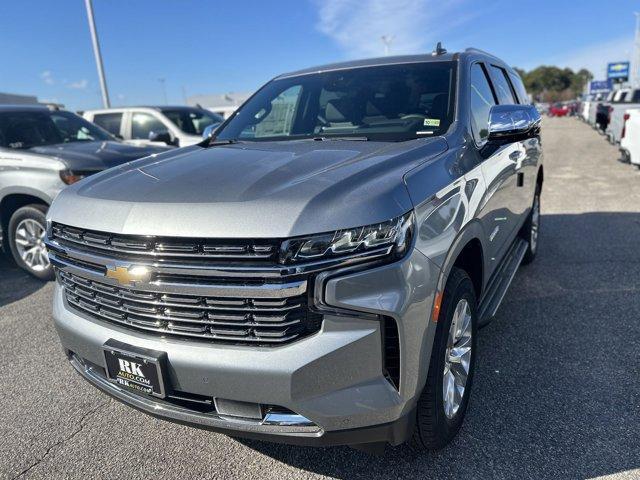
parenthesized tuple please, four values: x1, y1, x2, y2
(1, 0, 638, 110)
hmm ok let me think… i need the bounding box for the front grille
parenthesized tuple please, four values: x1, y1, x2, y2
(58, 270, 322, 345)
(51, 223, 280, 262)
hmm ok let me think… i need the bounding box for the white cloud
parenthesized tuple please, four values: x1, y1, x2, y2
(69, 79, 88, 90)
(315, 0, 470, 58)
(521, 36, 635, 78)
(40, 70, 54, 85)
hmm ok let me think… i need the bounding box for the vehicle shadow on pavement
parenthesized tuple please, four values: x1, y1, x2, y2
(235, 212, 640, 479)
(0, 253, 47, 309)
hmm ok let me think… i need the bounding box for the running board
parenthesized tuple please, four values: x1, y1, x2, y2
(478, 239, 528, 327)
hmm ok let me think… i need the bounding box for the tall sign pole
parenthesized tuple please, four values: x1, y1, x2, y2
(381, 35, 394, 56)
(634, 12, 640, 87)
(85, 0, 111, 108)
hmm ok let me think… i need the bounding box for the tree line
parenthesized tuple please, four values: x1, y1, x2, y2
(514, 66, 593, 102)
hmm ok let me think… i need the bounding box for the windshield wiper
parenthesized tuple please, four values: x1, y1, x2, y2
(207, 138, 238, 147)
(312, 136, 369, 142)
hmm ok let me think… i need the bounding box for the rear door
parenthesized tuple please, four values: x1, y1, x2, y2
(469, 62, 522, 269)
(509, 70, 543, 214)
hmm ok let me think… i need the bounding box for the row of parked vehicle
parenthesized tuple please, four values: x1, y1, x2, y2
(0, 104, 223, 279)
(578, 88, 640, 167)
(534, 101, 581, 118)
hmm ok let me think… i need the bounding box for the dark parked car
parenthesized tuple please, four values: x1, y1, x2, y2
(0, 105, 167, 279)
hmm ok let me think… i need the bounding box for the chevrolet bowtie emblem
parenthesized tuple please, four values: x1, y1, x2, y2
(105, 265, 150, 286)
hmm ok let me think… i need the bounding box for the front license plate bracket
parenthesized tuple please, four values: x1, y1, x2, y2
(102, 339, 167, 398)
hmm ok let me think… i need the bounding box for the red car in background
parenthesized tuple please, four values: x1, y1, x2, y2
(548, 102, 570, 117)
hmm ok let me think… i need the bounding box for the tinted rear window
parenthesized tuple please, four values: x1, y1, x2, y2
(92, 112, 123, 135)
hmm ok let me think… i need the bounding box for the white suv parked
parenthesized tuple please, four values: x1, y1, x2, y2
(83, 106, 223, 148)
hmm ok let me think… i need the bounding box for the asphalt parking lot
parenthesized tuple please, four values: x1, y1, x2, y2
(1, 116, 639, 480)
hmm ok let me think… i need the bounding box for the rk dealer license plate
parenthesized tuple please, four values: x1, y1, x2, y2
(103, 340, 166, 398)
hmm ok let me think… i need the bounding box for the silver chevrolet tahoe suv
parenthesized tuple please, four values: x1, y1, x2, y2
(46, 47, 543, 452)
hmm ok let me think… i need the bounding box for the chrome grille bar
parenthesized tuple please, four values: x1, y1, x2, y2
(48, 251, 307, 299)
(59, 271, 316, 345)
(51, 223, 278, 260)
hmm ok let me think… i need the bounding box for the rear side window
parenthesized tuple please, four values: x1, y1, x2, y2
(469, 63, 496, 145)
(489, 66, 517, 105)
(632, 90, 640, 103)
(92, 113, 122, 135)
(509, 73, 530, 104)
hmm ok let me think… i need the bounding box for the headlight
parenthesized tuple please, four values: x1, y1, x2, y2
(279, 212, 413, 264)
(59, 169, 87, 185)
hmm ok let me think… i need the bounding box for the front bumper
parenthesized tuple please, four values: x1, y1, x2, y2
(52, 247, 439, 446)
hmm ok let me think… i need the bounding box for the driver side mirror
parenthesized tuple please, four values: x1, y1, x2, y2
(148, 130, 176, 146)
(202, 123, 221, 140)
(487, 104, 541, 142)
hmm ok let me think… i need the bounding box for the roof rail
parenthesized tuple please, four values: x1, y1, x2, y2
(465, 47, 501, 59)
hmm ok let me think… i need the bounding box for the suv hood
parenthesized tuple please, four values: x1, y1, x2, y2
(30, 141, 169, 171)
(48, 138, 447, 238)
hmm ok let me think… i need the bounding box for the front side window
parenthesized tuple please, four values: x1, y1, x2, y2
(160, 108, 223, 135)
(489, 66, 517, 105)
(469, 63, 496, 145)
(216, 61, 456, 142)
(131, 112, 167, 139)
(0, 110, 112, 149)
(93, 112, 123, 135)
(238, 85, 303, 139)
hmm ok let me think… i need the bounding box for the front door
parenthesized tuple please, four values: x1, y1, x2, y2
(469, 62, 522, 274)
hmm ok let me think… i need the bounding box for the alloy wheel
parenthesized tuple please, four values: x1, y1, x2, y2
(14, 218, 49, 272)
(443, 298, 473, 419)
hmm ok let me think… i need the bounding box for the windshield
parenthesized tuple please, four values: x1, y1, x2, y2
(161, 108, 223, 135)
(0, 110, 112, 149)
(216, 61, 456, 142)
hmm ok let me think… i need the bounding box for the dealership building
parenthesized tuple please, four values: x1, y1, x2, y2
(186, 92, 252, 119)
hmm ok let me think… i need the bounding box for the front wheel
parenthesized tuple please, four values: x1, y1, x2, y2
(411, 267, 477, 450)
(7, 204, 53, 280)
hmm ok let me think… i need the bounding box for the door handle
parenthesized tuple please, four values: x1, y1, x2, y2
(509, 149, 525, 170)
(509, 150, 524, 162)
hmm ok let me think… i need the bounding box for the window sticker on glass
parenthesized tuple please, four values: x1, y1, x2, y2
(424, 118, 441, 127)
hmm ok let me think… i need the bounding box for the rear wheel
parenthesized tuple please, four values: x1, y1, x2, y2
(7, 204, 53, 280)
(411, 268, 477, 450)
(520, 189, 541, 265)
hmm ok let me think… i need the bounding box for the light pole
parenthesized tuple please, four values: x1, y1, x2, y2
(84, 0, 110, 108)
(159, 78, 168, 104)
(381, 35, 394, 56)
(633, 12, 640, 87)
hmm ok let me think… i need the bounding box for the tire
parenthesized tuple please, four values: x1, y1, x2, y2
(411, 267, 477, 450)
(520, 188, 541, 265)
(7, 204, 53, 281)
